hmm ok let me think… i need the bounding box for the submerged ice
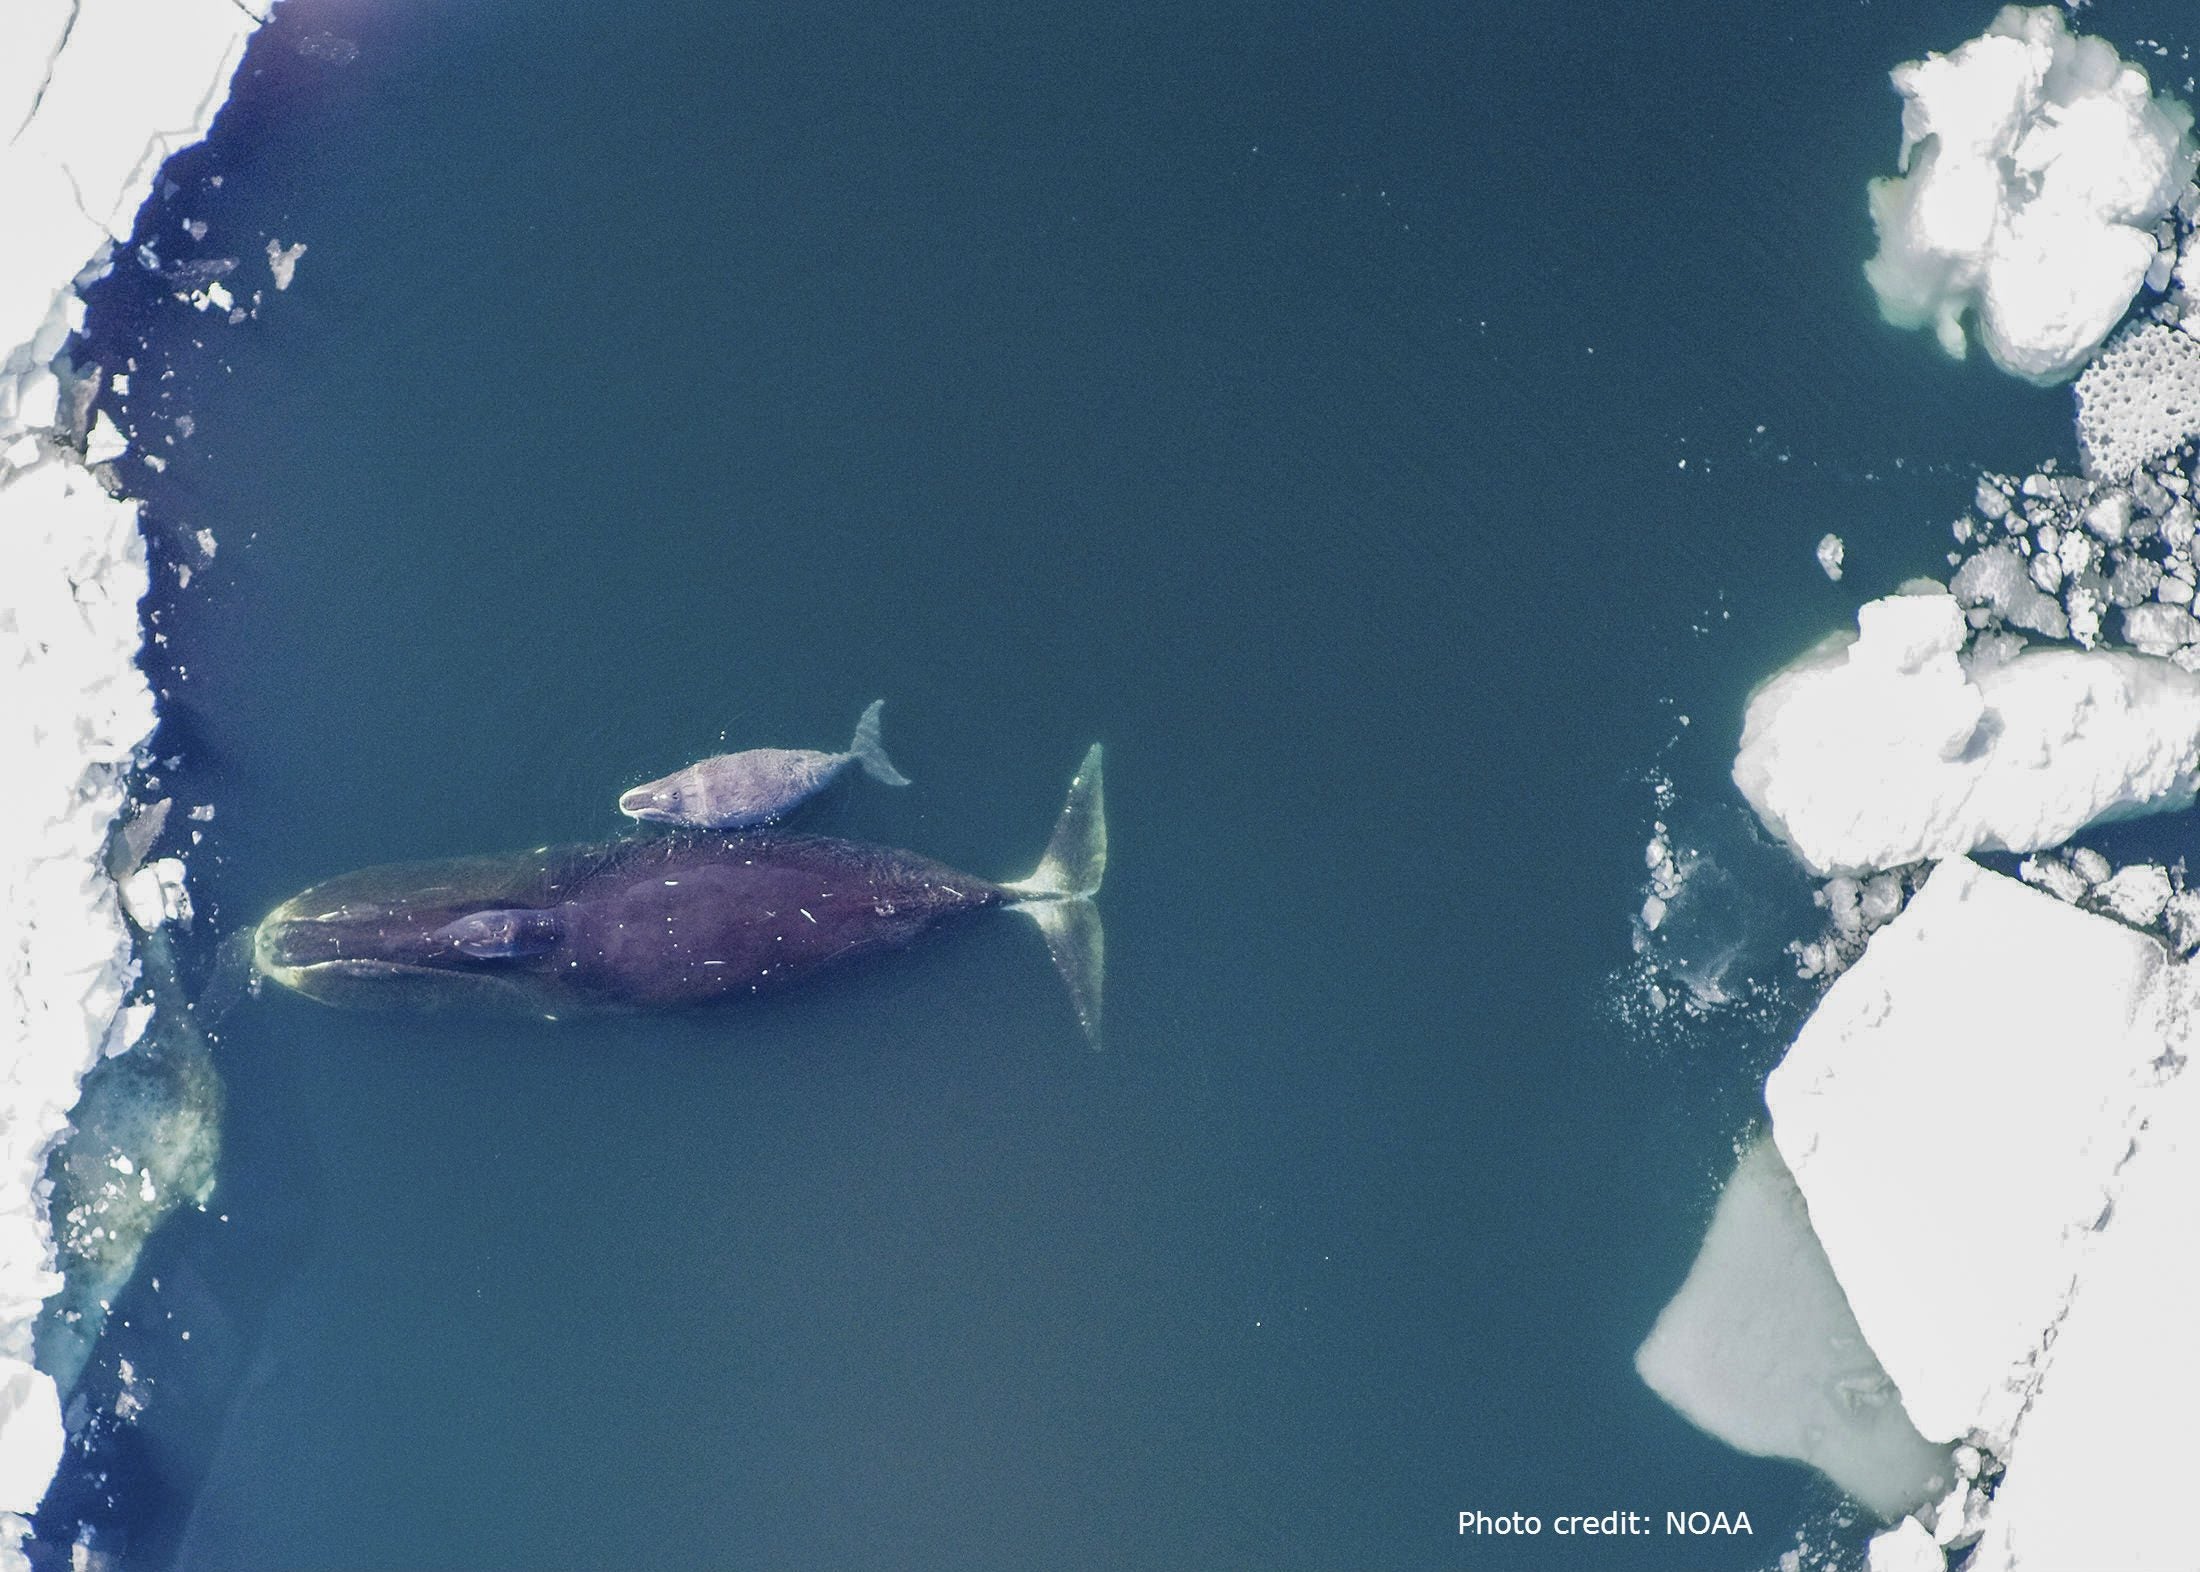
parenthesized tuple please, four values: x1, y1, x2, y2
(1634, 1135, 1952, 1520)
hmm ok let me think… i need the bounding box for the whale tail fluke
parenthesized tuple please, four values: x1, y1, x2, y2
(1004, 743, 1105, 1046)
(849, 699, 911, 788)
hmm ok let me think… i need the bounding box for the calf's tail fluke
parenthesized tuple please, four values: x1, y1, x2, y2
(850, 698, 911, 787)
(1003, 743, 1106, 1046)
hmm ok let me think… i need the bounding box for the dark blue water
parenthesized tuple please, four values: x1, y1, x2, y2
(39, 2, 2195, 1567)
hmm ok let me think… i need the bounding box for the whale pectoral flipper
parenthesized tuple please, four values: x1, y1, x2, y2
(849, 698, 911, 788)
(1004, 743, 1106, 1047)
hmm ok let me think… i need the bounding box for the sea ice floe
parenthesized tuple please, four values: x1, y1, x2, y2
(83, 410, 128, 467)
(1636, 1135, 1953, 1520)
(2073, 322, 2200, 480)
(1816, 533, 1845, 581)
(0, 1362, 59, 1516)
(266, 238, 306, 291)
(1862, 6, 2198, 383)
(1956, 1021, 2200, 1571)
(1733, 589, 2200, 875)
(1764, 858, 2174, 1449)
(1, 0, 267, 1555)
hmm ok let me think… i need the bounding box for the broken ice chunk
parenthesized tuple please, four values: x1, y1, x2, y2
(2098, 863, 2174, 926)
(1733, 591, 2200, 875)
(84, 412, 128, 465)
(1952, 545, 2068, 637)
(2070, 847, 2113, 887)
(267, 239, 307, 290)
(2086, 491, 2134, 542)
(1766, 859, 2170, 1447)
(1817, 533, 1846, 581)
(118, 859, 192, 931)
(2020, 854, 2091, 904)
(2122, 602, 2200, 656)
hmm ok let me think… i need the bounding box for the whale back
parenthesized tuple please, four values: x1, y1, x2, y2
(256, 831, 999, 1015)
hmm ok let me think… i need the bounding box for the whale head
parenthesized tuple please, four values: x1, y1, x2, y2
(619, 775, 692, 823)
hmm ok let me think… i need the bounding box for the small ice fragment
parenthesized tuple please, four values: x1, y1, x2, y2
(85, 412, 128, 465)
(2086, 491, 2133, 543)
(119, 859, 193, 931)
(267, 239, 307, 290)
(2031, 548, 2065, 595)
(2148, 244, 2178, 294)
(196, 528, 217, 560)
(104, 1002, 155, 1057)
(1952, 546, 2068, 634)
(1816, 533, 1846, 581)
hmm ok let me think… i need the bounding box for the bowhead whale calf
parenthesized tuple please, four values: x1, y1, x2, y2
(256, 745, 1105, 1042)
(619, 698, 910, 829)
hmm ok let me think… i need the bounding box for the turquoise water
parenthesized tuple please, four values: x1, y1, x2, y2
(36, 1, 2186, 1567)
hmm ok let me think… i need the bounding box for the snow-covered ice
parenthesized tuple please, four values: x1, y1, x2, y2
(1958, 1009, 2200, 1570)
(1764, 858, 2173, 1449)
(1863, 6, 2197, 383)
(1732, 590, 2200, 876)
(1867, 1518, 1946, 1572)
(266, 238, 306, 291)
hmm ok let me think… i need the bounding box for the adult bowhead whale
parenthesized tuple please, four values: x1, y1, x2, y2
(251, 746, 1106, 1043)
